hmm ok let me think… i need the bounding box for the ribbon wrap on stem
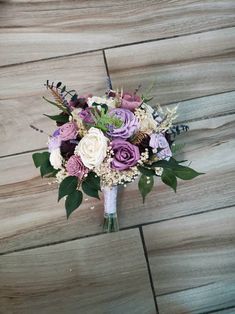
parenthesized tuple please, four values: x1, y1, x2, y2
(103, 185, 119, 232)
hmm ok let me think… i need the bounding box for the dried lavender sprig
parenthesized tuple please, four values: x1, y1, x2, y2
(169, 124, 189, 137)
(30, 125, 51, 137)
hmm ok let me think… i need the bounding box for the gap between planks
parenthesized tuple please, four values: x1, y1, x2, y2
(0, 25, 234, 69)
(0, 204, 234, 257)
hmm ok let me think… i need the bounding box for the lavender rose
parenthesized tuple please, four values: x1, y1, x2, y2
(66, 155, 88, 179)
(121, 92, 142, 111)
(107, 108, 139, 139)
(149, 133, 172, 160)
(111, 139, 140, 170)
(59, 122, 78, 141)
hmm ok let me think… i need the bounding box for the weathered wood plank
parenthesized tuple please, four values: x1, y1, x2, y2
(0, 114, 234, 253)
(0, 52, 107, 156)
(0, 1, 235, 66)
(0, 229, 156, 314)
(157, 282, 235, 314)
(143, 207, 235, 313)
(167, 91, 235, 123)
(106, 28, 235, 104)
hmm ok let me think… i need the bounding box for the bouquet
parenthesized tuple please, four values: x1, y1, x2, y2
(32, 81, 203, 232)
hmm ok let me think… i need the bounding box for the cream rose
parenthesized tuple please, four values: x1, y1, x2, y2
(49, 148, 64, 170)
(75, 127, 108, 169)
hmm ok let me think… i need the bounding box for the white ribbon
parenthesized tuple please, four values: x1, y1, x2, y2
(103, 186, 118, 215)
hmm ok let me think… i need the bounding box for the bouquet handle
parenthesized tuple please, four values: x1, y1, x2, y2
(103, 186, 119, 232)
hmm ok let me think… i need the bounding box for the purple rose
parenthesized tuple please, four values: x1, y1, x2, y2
(121, 92, 142, 111)
(149, 133, 172, 160)
(107, 108, 139, 139)
(111, 139, 140, 170)
(79, 108, 94, 124)
(59, 122, 78, 141)
(66, 155, 88, 179)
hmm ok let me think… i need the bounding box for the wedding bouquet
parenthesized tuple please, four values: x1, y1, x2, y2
(32, 81, 203, 232)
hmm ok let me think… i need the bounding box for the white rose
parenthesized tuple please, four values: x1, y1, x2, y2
(49, 148, 63, 170)
(75, 127, 108, 169)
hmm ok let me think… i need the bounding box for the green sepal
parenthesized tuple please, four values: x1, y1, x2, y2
(65, 190, 83, 218)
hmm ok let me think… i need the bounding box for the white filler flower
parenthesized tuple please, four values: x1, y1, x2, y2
(75, 127, 108, 169)
(49, 148, 63, 170)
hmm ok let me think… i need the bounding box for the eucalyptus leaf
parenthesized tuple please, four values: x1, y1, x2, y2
(58, 176, 78, 202)
(161, 169, 177, 192)
(65, 190, 83, 218)
(138, 174, 154, 203)
(61, 86, 66, 93)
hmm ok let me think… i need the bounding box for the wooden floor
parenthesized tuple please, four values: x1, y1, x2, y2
(0, 1, 235, 313)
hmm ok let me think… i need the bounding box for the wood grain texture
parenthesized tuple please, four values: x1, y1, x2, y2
(106, 27, 235, 104)
(0, 229, 156, 314)
(167, 91, 235, 123)
(143, 207, 235, 314)
(1, 0, 235, 66)
(0, 52, 106, 156)
(157, 282, 235, 314)
(1, 114, 234, 253)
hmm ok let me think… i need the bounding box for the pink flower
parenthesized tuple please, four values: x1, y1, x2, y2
(59, 122, 77, 141)
(66, 155, 88, 179)
(121, 92, 142, 111)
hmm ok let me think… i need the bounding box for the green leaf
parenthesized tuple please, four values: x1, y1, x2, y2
(138, 166, 156, 176)
(43, 113, 69, 123)
(58, 176, 78, 202)
(32, 151, 50, 168)
(138, 174, 154, 203)
(173, 166, 204, 180)
(65, 190, 83, 218)
(40, 161, 55, 177)
(82, 181, 100, 199)
(85, 172, 101, 191)
(161, 169, 177, 192)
